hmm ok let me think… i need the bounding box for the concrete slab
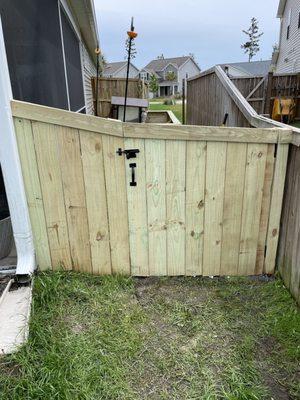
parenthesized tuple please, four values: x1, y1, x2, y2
(0, 283, 32, 354)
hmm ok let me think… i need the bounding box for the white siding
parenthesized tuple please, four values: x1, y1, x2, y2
(81, 43, 97, 115)
(276, 0, 300, 73)
(105, 64, 139, 78)
(178, 59, 201, 91)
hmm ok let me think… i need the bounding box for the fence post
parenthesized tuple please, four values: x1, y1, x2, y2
(264, 72, 273, 116)
(182, 78, 186, 125)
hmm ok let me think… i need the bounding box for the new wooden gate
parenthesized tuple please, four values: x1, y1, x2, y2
(12, 100, 290, 276)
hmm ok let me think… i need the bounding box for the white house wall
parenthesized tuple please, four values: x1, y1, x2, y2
(112, 64, 139, 78)
(81, 43, 96, 115)
(276, 0, 300, 73)
(178, 59, 201, 91)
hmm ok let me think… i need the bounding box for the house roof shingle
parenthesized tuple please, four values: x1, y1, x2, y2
(220, 60, 272, 77)
(143, 56, 193, 72)
(103, 61, 128, 75)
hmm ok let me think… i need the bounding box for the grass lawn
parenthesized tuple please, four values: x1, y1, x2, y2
(291, 121, 300, 129)
(0, 272, 299, 399)
(149, 102, 183, 123)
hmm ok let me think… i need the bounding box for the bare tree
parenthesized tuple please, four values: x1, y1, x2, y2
(241, 17, 264, 62)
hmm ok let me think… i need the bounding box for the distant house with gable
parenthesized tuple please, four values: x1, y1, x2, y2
(140, 55, 200, 97)
(103, 61, 139, 78)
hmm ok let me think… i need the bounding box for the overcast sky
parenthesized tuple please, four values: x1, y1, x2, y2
(94, 0, 280, 70)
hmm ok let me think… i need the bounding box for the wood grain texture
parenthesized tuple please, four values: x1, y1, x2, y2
(102, 135, 130, 274)
(57, 127, 92, 273)
(145, 140, 167, 275)
(256, 145, 275, 274)
(277, 146, 295, 284)
(203, 142, 227, 276)
(11, 100, 123, 136)
(123, 122, 287, 143)
(32, 122, 72, 270)
(264, 144, 289, 274)
(221, 143, 247, 275)
(185, 141, 206, 275)
(125, 138, 149, 276)
(80, 131, 111, 275)
(14, 107, 289, 279)
(166, 140, 186, 275)
(14, 118, 51, 270)
(238, 144, 268, 275)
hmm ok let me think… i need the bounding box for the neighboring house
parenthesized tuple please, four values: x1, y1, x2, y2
(219, 60, 272, 78)
(274, 0, 300, 73)
(0, 0, 99, 115)
(103, 61, 139, 78)
(140, 56, 201, 97)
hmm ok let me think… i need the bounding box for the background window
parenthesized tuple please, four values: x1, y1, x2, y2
(60, 6, 85, 112)
(0, 0, 68, 109)
(287, 9, 292, 39)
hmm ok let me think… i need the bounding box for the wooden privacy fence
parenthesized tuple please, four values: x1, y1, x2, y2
(231, 73, 300, 118)
(91, 77, 148, 118)
(12, 100, 291, 276)
(187, 66, 300, 304)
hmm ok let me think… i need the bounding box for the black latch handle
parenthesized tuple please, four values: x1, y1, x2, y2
(116, 148, 140, 159)
(129, 163, 137, 186)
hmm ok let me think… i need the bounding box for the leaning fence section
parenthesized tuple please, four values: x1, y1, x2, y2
(12, 100, 289, 278)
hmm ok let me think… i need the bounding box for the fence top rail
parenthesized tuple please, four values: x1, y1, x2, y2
(187, 67, 215, 82)
(123, 122, 291, 143)
(11, 99, 292, 143)
(92, 77, 146, 83)
(11, 100, 123, 137)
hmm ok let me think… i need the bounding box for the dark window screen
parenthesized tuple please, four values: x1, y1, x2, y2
(60, 7, 85, 111)
(0, 0, 68, 109)
(0, 167, 9, 220)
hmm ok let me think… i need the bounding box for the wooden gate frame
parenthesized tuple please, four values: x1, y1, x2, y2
(12, 100, 292, 277)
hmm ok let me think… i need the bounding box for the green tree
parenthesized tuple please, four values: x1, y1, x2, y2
(241, 17, 263, 62)
(166, 71, 176, 81)
(149, 74, 159, 95)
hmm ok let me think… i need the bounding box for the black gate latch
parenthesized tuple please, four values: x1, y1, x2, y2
(129, 163, 137, 186)
(116, 148, 140, 159)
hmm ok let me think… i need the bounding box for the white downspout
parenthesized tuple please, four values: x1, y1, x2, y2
(0, 18, 35, 275)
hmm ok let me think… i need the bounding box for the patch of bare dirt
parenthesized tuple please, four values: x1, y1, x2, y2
(134, 277, 211, 307)
(0, 360, 21, 378)
(257, 336, 293, 400)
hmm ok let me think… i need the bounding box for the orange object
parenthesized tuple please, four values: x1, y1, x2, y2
(272, 97, 295, 122)
(95, 47, 101, 55)
(127, 31, 138, 39)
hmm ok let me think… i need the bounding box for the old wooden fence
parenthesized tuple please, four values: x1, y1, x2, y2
(11, 100, 291, 277)
(187, 66, 300, 304)
(231, 72, 300, 118)
(91, 77, 148, 118)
